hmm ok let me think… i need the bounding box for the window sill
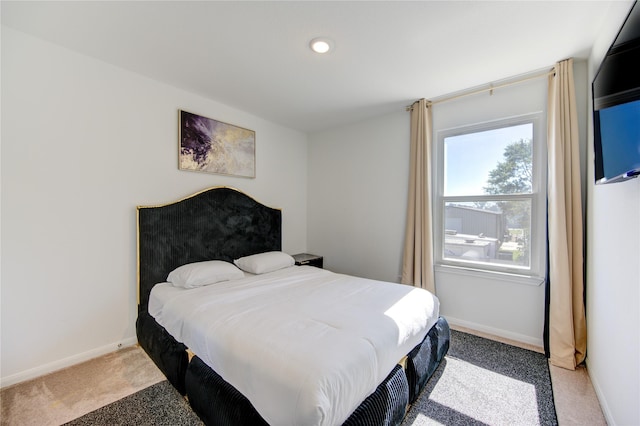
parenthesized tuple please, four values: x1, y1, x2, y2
(435, 264, 545, 286)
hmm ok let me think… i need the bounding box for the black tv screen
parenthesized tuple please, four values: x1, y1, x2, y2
(592, 1, 640, 184)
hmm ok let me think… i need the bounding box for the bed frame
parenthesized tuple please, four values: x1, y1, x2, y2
(136, 186, 449, 425)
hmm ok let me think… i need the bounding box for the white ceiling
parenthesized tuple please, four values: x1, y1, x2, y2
(2, 1, 634, 133)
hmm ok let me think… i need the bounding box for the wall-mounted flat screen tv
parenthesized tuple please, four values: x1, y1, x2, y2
(592, 0, 640, 184)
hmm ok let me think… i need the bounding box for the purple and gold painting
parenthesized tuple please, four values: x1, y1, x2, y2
(179, 110, 255, 178)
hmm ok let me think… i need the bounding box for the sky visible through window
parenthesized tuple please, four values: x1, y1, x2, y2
(444, 123, 533, 196)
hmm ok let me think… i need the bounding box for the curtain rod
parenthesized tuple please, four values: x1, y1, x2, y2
(406, 66, 556, 111)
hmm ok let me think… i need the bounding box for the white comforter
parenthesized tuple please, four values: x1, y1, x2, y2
(149, 266, 439, 426)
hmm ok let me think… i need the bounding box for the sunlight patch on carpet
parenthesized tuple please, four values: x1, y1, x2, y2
(428, 357, 540, 424)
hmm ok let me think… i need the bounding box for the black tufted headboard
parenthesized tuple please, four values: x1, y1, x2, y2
(136, 186, 282, 311)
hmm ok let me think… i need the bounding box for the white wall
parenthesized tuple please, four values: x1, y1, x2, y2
(585, 3, 640, 425)
(308, 111, 410, 283)
(0, 27, 308, 386)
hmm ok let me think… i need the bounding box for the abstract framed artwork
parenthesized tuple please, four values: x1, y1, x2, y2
(179, 110, 255, 178)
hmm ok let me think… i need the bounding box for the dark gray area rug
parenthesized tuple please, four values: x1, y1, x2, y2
(63, 380, 203, 426)
(402, 330, 558, 426)
(65, 330, 557, 425)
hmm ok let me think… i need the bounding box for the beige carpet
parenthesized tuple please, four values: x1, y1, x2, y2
(1, 335, 607, 426)
(0, 346, 165, 426)
(549, 363, 607, 426)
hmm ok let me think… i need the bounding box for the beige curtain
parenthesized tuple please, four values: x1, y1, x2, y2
(546, 58, 587, 369)
(401, 99, 435, 293)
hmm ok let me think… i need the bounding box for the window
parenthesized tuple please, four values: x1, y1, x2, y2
(435, 114, 546, 280)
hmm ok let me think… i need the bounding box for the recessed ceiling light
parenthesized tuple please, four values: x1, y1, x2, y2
(309, 37, 333, 54)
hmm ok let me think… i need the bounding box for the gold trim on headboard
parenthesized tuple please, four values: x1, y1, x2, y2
(136, 207, 141, 306)
(135, 186, 282, 305)
(136, 185, 281, 211)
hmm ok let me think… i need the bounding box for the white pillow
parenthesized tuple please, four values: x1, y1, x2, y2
(234, 251, 295, 274)
(167, 260, 244, 288)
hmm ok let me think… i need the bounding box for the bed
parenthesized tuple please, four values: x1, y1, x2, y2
(136, 186, 449, 425)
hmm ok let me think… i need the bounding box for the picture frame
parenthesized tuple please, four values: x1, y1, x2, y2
(178, 109, 255, 178)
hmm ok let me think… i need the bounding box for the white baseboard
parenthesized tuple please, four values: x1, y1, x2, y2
(0, 337, 138, 388)
(445, 315, 544, 350)
(584, 358, 615, 426)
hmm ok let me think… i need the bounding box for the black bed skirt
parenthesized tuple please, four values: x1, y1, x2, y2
(139, 313, 450, 426)
(341, 363, 409, 426)
(406, 317, 450, 403)
(136, 310, 188, 395)
(186, 356, 270, 426)
(187, 356, 413, 426)
(189, 355, 414, 426)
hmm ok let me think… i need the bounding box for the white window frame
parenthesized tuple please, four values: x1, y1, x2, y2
(433, 113, 547, 285)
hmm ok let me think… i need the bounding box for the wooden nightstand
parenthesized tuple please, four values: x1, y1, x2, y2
(292, 253, 323, 269)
